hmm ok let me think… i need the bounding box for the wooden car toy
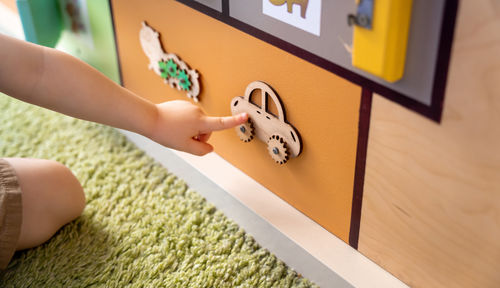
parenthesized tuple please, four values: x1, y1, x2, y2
(230, 81, 302, 164)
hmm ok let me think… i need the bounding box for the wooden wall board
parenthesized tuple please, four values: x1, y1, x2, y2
(110, 0, 365, 243)
(359, 1, 500, 287)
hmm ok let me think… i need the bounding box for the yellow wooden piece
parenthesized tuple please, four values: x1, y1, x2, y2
(352, 0, 412, 82)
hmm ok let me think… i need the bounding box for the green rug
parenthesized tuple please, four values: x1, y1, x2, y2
(0, 94, 317, 288)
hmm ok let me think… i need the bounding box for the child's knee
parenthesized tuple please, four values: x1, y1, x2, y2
(47, 160, 86, 221)
(5, 158, 86, 250)
(8, 158, 85, 223)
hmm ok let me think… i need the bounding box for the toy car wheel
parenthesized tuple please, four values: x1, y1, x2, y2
(236, 119, 254, 142)
(267, 134, 289, 164)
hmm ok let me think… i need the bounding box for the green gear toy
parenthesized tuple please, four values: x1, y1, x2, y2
(158, 61, 169, 79)
(166, 59, 178, 78)
(178, 69, 191, 91)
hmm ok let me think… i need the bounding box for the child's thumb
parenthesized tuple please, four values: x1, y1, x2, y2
(186, 139, 214, 156)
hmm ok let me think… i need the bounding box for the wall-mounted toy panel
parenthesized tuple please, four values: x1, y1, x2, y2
(111, 0, 364, 244)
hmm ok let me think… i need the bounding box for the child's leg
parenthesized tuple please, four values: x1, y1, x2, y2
(4, 158, 85, 250)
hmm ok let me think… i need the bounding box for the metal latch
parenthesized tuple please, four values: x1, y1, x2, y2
(348, 0, 374, 29)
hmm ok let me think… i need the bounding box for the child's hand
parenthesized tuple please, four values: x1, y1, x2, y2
(148, 100, 248, 156)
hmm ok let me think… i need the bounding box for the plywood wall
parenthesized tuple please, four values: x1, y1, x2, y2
(359, 1, 500, 287)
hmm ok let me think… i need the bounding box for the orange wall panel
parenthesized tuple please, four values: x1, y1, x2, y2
(111, 0, 362, 242)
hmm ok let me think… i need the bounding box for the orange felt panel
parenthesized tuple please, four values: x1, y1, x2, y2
(111, 0, 362, 242)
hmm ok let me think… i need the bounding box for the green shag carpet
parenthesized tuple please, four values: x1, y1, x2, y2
(0, 94, 317, 288)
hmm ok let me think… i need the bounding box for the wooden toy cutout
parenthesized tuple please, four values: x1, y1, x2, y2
(231, 81, 302, 164)
(269, 0, 309, 18)
(139, 22, 200, 102)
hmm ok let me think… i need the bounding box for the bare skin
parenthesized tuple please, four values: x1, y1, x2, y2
(0, 33, 248, 250)
(3, 158, 85, 250)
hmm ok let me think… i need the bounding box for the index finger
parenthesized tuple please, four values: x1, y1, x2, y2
(203, 113, 248, 132)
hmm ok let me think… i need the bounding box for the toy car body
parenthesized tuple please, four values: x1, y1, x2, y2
(231, 81, 302, 163)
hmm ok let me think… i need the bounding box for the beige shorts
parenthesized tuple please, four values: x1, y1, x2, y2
(0, 159, 22, 269)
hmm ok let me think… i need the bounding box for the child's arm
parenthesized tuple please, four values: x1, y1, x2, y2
(0, 34, 247, 155)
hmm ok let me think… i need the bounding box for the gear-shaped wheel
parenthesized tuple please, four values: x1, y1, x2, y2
(166, 59, 178, 77)
(178, 69, 192, 91)
(267, 134, 289, 164)
(158, 60, 169, 79)
(236, 119, 254, 142)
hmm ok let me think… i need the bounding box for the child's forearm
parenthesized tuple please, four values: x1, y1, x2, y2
(0, 34, 157, 137)
(1, 34, 248, 155)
